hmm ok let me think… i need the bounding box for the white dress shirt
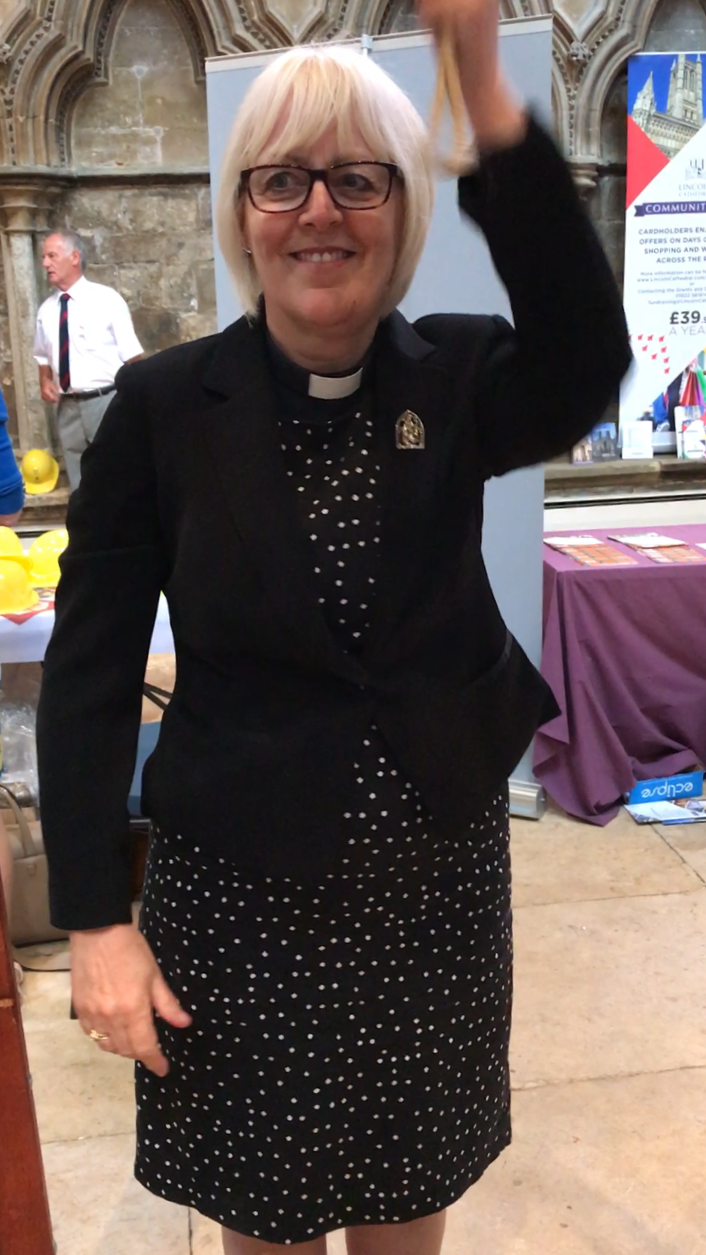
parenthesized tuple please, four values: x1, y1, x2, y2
(33, 275, 143, 392)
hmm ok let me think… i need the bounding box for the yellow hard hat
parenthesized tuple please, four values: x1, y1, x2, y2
(28, 528, 68, 587)
(21, 449, 59, 495)
(0, 526, 24, 558)
(0, 557, 39, 614)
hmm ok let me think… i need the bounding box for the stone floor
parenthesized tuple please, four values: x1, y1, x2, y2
(19, 805, 706, 1255)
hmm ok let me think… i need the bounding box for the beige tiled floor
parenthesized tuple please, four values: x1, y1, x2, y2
(18, 809, 706, 1255)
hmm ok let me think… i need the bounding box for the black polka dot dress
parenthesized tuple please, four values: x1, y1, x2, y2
(135, 340, 513, 1242)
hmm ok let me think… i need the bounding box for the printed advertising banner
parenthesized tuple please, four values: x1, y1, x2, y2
(622, 52, 706, 453)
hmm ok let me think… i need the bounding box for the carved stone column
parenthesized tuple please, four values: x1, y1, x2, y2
(0, 178, 63, 453)
(569, 157, 599, 197)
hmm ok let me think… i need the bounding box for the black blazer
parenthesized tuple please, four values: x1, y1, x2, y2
(37, 120, 632, 929)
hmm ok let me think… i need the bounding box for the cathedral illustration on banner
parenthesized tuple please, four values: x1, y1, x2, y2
(632, 53, 705, 159)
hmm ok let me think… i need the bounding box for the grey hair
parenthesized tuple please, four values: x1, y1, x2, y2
(44, 229, 87, 271)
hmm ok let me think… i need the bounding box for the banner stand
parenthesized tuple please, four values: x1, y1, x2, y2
(622, 51, 706, 462)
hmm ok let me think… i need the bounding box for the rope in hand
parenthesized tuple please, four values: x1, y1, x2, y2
(428, 28, 476, 176)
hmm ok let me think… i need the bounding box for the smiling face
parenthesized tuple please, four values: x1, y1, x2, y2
(241, 121, 403, 363)
(42, 235, 82, 292)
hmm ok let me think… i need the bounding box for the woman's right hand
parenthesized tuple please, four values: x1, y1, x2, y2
(71, 924, 192, 1076)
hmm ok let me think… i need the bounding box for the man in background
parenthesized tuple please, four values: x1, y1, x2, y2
(33, 229, 143, 490)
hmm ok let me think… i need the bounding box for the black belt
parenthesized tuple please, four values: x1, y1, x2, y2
(61, 386, 116, 401)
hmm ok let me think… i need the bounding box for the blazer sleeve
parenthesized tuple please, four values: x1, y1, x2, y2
(36, 365, 166, 930)
(456, 116, 632, 478)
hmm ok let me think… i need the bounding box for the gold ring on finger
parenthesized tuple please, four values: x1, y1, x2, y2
(89, 1028, 111, 1042)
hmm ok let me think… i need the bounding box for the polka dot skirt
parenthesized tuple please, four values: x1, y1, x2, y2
(135, 387, 513, 1241)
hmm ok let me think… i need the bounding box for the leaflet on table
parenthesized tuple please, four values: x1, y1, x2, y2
(608, 532, 683, 546)
(608, 532, 706, 563)
(626, 798, 706, 824)
(621, 420, 654, 460)
(674, 406, 706, 457)
(620, 53, 706, 450)
(543, 536, 637, 566)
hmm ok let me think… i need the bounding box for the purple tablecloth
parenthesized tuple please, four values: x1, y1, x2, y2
(534, 524, 706, 824)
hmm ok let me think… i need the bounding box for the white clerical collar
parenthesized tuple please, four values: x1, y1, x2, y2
(308, 369, 363, 400)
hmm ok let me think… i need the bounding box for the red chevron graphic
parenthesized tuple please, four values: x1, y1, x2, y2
(627, 116, 670, 207)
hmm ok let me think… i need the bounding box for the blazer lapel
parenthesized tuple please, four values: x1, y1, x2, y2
(363, 312, 452, 664)
(201, 317, 366, 685)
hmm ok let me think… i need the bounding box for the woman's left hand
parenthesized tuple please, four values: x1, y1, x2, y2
(417, 0, 527, 149)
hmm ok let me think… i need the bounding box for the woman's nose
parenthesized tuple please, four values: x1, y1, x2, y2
(300, 178, 343, 226)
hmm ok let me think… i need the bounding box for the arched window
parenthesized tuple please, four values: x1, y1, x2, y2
(72, 0, 207, 171)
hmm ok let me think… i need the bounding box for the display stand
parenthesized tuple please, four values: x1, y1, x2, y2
(205, 17, 553, 817)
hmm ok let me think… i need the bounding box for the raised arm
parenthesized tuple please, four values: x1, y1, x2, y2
(419, 0, 632, 476)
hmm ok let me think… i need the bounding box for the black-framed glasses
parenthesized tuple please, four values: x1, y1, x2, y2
(239, 162, 401, 213)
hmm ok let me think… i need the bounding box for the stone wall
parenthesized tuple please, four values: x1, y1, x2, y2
(72, 0, 207, 171)
(588, 71, 628, 292)
(0, 269, 14, 440)
(0, 0, 213, 449)
(50, 179, 216, 357)
(64, 0, 214, 359)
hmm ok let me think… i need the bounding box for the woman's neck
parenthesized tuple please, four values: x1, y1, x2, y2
(265, 312, 377, 376)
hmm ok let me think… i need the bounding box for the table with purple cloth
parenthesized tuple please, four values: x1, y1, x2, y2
(533, 523, 706, 824)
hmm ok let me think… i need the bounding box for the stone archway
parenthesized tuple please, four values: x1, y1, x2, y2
(47, 0, 219, 359)
(11, 0, 230, 170)
(68, 0, 209, 171)
(572, 0, 706, 169)
(0, 0, 235, 453)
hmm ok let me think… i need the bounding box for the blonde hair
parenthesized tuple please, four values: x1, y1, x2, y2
(215, 44, 434, 318)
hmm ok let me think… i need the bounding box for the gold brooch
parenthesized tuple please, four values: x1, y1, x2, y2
(395, 410, 425, 449)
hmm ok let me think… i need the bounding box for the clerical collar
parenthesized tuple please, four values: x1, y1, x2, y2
(265, 327, 369, 400)
(308, 369, 362, 400)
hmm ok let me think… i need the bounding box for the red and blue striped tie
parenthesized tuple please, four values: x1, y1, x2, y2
(59, 292, 71, 393)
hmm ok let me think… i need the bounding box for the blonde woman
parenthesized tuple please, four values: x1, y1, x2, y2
(37, 1, 631, 1252)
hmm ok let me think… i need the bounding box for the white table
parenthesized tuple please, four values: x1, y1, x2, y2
(0, 595, 174, 664)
